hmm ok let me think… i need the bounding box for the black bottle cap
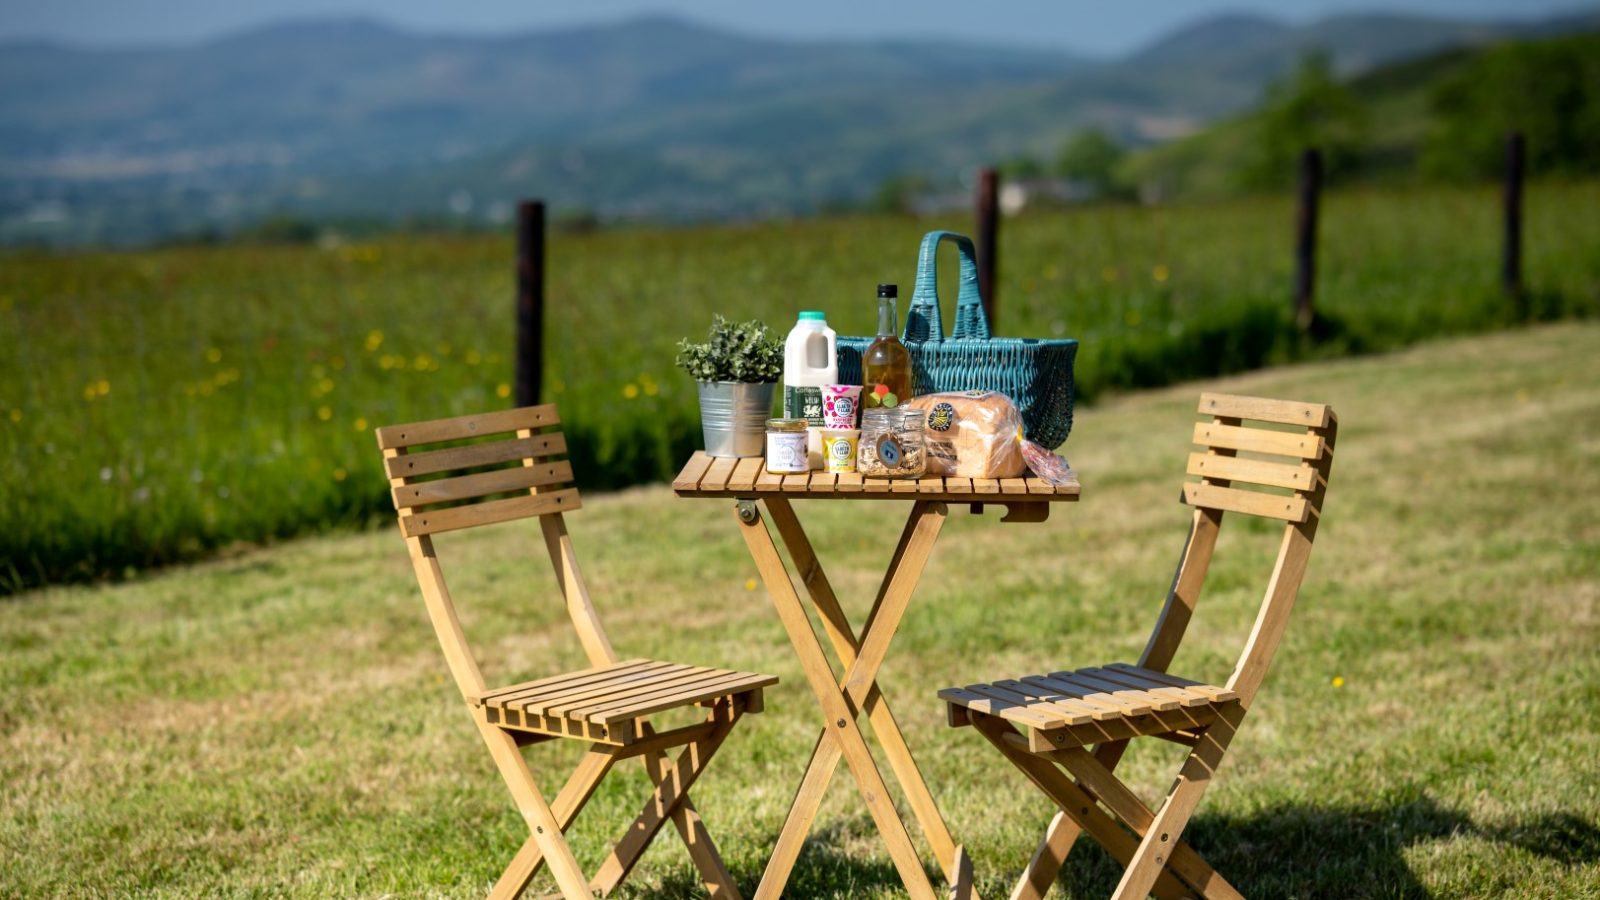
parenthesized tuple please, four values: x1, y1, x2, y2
(877, 283, 898, 298)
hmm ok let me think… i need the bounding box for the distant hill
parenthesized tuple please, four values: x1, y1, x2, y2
(1124, 25, 1600, 199)
(2, 9, 1596, 245)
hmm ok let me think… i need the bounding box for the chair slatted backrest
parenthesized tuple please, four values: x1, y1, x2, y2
(376, 404, 609, 700)
(378, 404, 579, 536)
(1149, 392, 1337, 708)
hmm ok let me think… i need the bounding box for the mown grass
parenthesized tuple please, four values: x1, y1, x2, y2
(3, 181, 1599, 591)
(3, 323, 1597, 897)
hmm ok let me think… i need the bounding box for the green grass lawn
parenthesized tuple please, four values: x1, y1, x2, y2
(3, 322, 1598, 897)
(4, 180, 1598, 590)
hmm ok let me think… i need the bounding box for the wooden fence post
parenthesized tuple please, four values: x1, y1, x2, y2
(1502, 131, 1525, 311)
(976, 167, 1000, 330)
(1295, 148, 1322, 332)
(515, 200, 545, 408)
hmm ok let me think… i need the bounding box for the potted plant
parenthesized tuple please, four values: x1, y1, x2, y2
(676, 314, 783, 457)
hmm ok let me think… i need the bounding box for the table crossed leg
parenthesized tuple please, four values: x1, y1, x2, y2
(738, 497, 972, 900)
(761, 498, 977, 898)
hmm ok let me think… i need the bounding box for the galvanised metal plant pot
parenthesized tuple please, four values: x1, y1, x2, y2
(696, 380, 776, 458)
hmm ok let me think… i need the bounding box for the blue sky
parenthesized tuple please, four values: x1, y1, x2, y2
(1, 0, 1593, 55)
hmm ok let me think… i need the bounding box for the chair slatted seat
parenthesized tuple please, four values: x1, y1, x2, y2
(942, 664, 1239, 750)
(377, 404, 776, 899)
(939, 392, 1337, 900)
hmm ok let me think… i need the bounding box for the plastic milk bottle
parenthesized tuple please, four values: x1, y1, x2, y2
(783, 311, 837, 468)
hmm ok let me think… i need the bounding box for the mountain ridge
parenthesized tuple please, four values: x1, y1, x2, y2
(3, 8, 1594, 245)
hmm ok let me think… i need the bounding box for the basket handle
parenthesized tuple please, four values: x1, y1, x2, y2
(904, 230, 992, 344)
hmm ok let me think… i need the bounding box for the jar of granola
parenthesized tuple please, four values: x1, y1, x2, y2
(858, 407, 925, 479)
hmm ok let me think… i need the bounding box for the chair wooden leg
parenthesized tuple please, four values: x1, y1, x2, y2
(949, 845, 974, 900)
(1048, 749, 1241, 900)
(491, 749, 617, 898)
(1110, 708, 1240, 900)
(651, 754, 741, 898)
(1008, 810, 1080, 900)
(969, 714, 1194, 900)
(589, 705, 742, 896)
(476, 721, 593, 899)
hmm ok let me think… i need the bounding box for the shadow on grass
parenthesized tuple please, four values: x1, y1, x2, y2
(1052, 794, 1600, 899)
(641, 816, 908, 899)
(641, 795, 1599, 898)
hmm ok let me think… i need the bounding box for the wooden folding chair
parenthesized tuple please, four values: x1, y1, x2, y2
(939, 392, 1337, 900)
(376, 404, 778, 899)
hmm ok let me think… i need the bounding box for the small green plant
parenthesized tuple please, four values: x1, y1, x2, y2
(675, 314, 783, 383)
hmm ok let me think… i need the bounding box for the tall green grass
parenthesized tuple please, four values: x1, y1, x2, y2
(3, 181, 1598, 591)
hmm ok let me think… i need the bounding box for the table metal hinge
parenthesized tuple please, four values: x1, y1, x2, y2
(736, 499, 760, 524)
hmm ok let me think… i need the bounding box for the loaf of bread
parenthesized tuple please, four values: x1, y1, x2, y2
(905, 390, 1026, 478)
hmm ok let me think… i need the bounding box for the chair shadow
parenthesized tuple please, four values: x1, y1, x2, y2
(1050, 794, 1600, 899)
(638, 795, 1600, 898)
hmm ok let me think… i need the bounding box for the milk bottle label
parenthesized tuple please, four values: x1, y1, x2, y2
(784, 386, 825, 427)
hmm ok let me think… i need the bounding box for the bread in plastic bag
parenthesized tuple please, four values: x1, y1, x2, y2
(1020, 439, 1074, 485)
(905, 390, 1026, 478)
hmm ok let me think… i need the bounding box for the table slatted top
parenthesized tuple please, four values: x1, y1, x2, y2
(673, 451, 1079, 501)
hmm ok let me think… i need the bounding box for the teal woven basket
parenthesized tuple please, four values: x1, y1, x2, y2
(837, 230, 1078, 448)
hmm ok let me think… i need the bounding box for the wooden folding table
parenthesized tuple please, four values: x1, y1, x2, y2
(674, 452, 1081, 900)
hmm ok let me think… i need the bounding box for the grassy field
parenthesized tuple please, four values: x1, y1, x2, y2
(3, 180, 1600, 591)
(3, 322, 1596, 897)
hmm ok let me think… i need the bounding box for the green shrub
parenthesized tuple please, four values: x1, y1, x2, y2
(674, 314, 783, 383)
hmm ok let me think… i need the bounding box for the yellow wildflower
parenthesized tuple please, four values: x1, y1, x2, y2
(9, 408, 21, 423)
(206, 347, 222, 363)
(317, 406, 332, 421)
(1331, 676, 1345, 688)
(744, 578, 758, 591)
(622, 383, 640, 399)
(333, 468, 348, 482)
(496, 383, 511, 399)
(364, 330, 383, 352)
(353, 417, 368, 432)
(97, 379, 110, 396)
(1152, 264, 1170, 283)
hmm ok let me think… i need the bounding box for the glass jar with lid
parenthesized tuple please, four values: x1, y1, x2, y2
(765, 418, 810, 474)
(858, 407, 925, 478)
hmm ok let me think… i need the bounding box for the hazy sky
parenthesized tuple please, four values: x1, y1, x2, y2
(2, 0, 1593, 55)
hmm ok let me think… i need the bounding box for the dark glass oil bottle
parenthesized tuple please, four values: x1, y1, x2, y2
(863, 283, 912, 409)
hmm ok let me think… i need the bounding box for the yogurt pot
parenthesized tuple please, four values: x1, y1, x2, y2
(821, 384, 862, 429)
(820, 428, 860, 474)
